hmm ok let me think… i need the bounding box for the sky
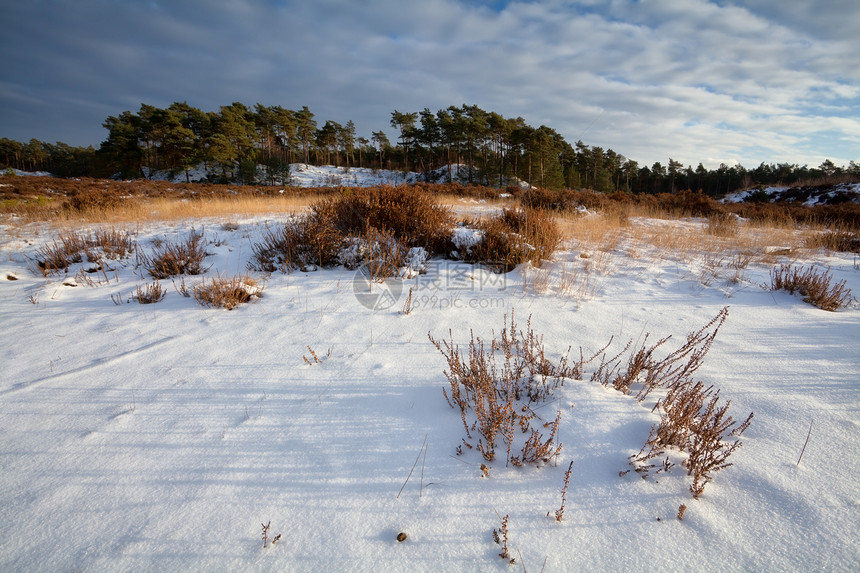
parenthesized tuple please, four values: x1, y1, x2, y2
(1, 0, 858, 170)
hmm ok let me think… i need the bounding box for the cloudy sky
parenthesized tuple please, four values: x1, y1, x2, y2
(1, 0, 858, 169)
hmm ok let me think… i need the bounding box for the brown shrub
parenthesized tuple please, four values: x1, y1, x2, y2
(770, 264, 853, 311)
(804, 230, 860, 253)
(463, 208, 562, 272)
(707, 212, 740, 237)
(66, 188, 126, 213)
(250, 215, 343, 272)
(312, 186, 455, 254)
(34, 228, 136, 275)
(193, 274, 264, 310)
(134, 282, 167, 304)
(140, 229, 209, 279)
(342, 226, 410, 282)
(429, 311, 566, 466)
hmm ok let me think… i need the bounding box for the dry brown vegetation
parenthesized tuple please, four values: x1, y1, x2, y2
(139, 229, 209, 279)
(193, 273, 264, 310)
(6, 174, 858, 230)
(460, 208, 562, 271)
(430, 312, 568, 467)
(770, 264, 853, 311)
(134, 281, 167, 304)
(250, 186, 453, 273)
(433, 307, 753, 498)
(34, 228, 136, 275)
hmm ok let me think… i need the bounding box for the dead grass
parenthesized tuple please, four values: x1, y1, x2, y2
(139, 229, 209, 279)
(804, 229, 860, 253)
(193, 273, 264, 310)
(707, 213, 740, 237)
(134, 282, 167, 304)
(429, 311, 568, 467)
(769, 264, 853, 311)
(1, 174, 326, 226)
(461, 208, 562, 272)
(34, 228, 136, 275)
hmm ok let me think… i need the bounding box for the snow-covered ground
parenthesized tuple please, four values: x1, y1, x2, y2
(1, 202, 858, 571)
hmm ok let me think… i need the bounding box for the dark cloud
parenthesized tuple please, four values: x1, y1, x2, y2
(0, 0, 856, 168)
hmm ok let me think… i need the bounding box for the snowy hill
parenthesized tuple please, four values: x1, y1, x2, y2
(141, 162, 530, 189)
(722, 182, 860, 205)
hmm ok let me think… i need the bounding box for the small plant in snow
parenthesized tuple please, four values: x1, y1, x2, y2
(553, 461, 574, 522)
(303, 346, 322, 365)
(193, 273, 263, 310)
(493, 513, 515, 564)
(141, 229, 209, 279)
(769, 264, 852, 311)
(134, 281, 166, 304)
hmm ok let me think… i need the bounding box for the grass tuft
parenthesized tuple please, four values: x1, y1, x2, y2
(193, 273, 264, 310)
(770, 264, 853, 311)
(134, 282, 167, 304)
(140, 229, 209, 279)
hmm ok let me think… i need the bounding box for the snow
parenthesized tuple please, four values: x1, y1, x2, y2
(3, 168, 53, 177)
(723, 183, 860, 205)
(1, 201, 858, 570)
(287, 163, 418, 187)
(136, 162, 529, 190)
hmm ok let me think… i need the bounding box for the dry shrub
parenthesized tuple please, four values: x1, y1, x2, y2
(193, 273, 264, 310)
(429, 311, 570, 467)
(312, 186, 455, 254)
(463, 208, 561, 272)
(654, 190, 722, 217)
(593, 307, 729, 403)
(770, 264, 853, 311)
(707, 212, 740, 237)
(520, 187, 569, 210)
(340, 226, 410, 282)
(251, 186, 452, 273)
(140, 229, 209, 279)
(35, 238, 83, 274)
(640, 387, 752, 497)
(250, 216, 343, 272)
(134, 282, 166, 304)
(804, 230, 860, 253)
(35, 228, 136, 275)
(611, 307, 754, 498)
(66, 188, 126, 213)
(631, 380, 753, 498)
(91, 228, 136, 259)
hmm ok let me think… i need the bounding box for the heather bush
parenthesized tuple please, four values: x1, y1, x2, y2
(311, 186, 455, 254)
(770, 264, 853, 311)
(140, 229, 209, 279)
(461, 208, 561, 272)
(193, 273, 264, 310)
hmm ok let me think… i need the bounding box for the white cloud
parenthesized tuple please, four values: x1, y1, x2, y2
(0, 0, 856, 168)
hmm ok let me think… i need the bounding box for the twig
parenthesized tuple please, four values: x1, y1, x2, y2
(420, 438, 428, 498)
(397, 432, 428, 499)
(796, 420, 813, 466)
(261, 521, 270, 548)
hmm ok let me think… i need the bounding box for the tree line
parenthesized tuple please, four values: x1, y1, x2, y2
(2, 101, 857, 194)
